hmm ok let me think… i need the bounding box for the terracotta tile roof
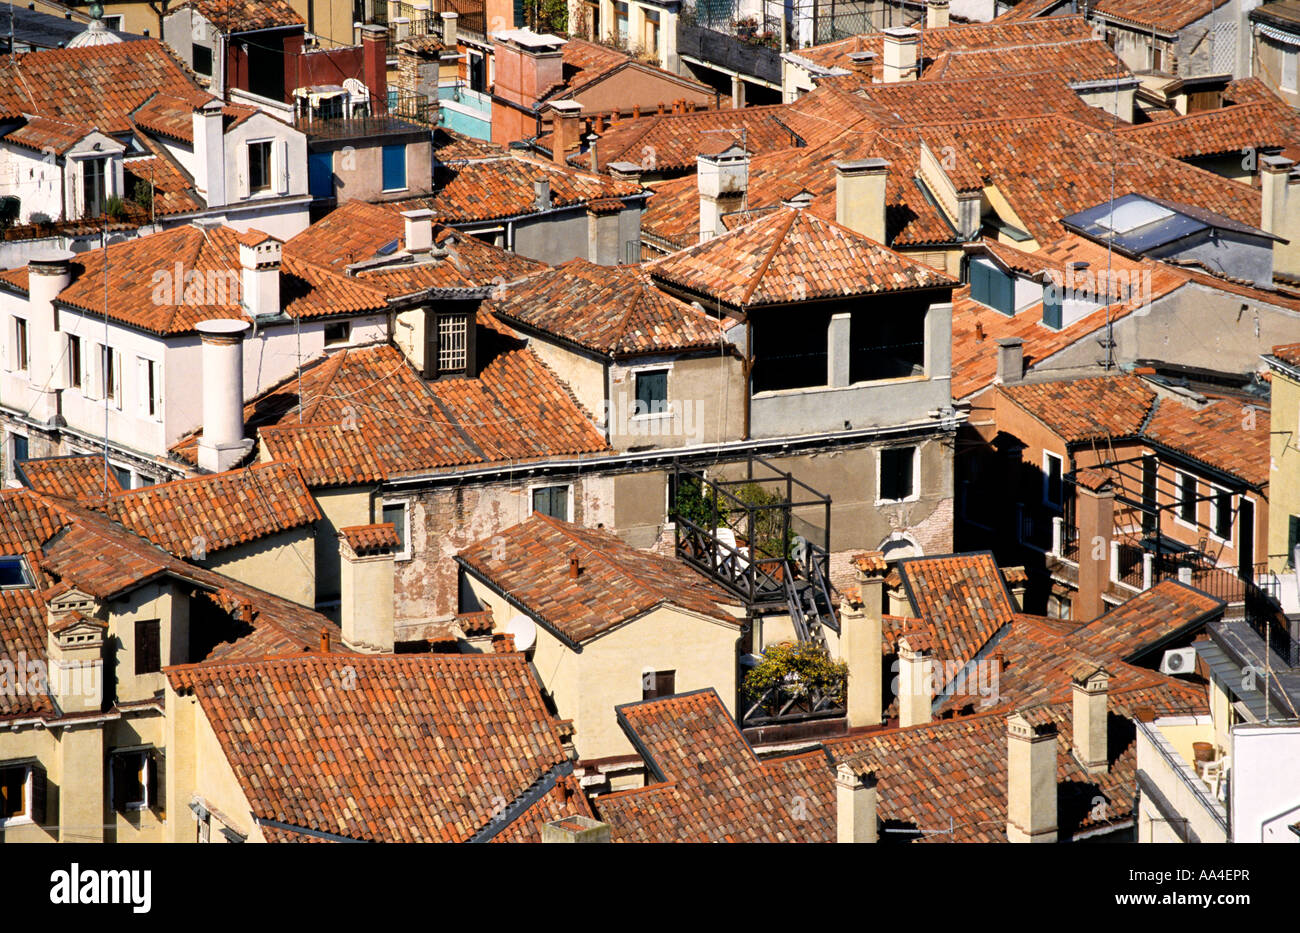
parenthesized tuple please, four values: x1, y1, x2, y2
(1118, 99, 1300, 161)
(3, 115, 94, 155)
(563, 104, 806, 173)
(647, 206, 955, 307)
(172, 0, 304, 32)
(488, 258, 731, 357)
(0, 223, 388, 335)
(0, 40, 204, 138)
(452, 609, 494, 636)
(17, 455, 122, 500)
(896, 553, 1019, 665)
(997, 0, 1068, 21)
(1271, 343, 1300, 368)
(425, 153, 644, 224)
(1143, 396, 1270, 488)
(285, 198, 545, 296)
(338, 522, 400, 555)
(1069, 580, 1226, 661)
(433, 126, 507, 161)
(1000, 374, 1157, 442)
(1092, 0, 1230, 33)
(130, 90, 261, 145)
(173, 339, 610, 485)
(594, 689, 834, 842)
(457, 514, 741, 647)
(123, 148, 205, 217)
(166, 653, 591, 842)
(90, 461, 320, 559)
(0, 588, 55, 719)
(923, 38, 1127, 83)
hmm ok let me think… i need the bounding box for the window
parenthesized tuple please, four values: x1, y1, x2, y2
(68, 334, 81, 389)
(110, 749, 161, 813)
(615, 1, 628, 40)
(193, 44, 213, 77)
(644, 9, 661, 57)
(0, 763, 35, 825)
(879, 446, 918, 503)
(82, 157, 107, 218)
(382, 501, 410, 560)
(624, 239, 639, 264)
(437, 313, 468, 372)
(642, 669, 675, 700)
(10, 433, 28, 468)
(1288, 515, 1300, 568)
(10, 317, 28, 371)
(1210, 487, 1233, 541)
(324, 322, 350, 347)
(135, 619, 161, 675)
(633, 369, 668, 416)
(1177, 471, 1197, 524)
(1043, 452, 1063, 508)
(137, 357, 161, 419)
(1282, 45, 1298, 94)
(969, 259, 1014, 315)
(248, 141, 272, 194)
(468, 52, 487, 93)
(113, 465, 132, 491)
(382, 144, 407, 191)
(101, 345, 121, 407)
(531, 484, 571, 521)
(0, 556, 30, 588)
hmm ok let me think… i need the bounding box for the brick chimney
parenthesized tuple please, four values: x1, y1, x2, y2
(897, 631, 934, 728)
(835, 764, 878, 843)
(362, 24, 388, 114)
(882, 27, 920, 83)
(46, 605, 105, 714)
(1261, 155, 1299, 280)
(196, 319, 253, 473)
(697, 144, 749, 242)
(927, 0, 950, 29)
(842, 551, 887, 728)
(834, 158, 888, 244)
(192, 99, 226, 208)
(1006, 707, 1059, 843)
(338, 523, 398, 653)
(1071, 664, 1109, 774)
(995, 337, 1023, 385)
(548, 100, 583, 165)
(1074, 473, 1115, 622)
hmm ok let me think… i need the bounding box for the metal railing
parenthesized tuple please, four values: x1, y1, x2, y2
(740, 680, 845, 727)
(677, 20, 783, 84)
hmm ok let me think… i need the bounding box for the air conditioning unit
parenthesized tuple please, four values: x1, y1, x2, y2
(1159, 647, 1197, 676)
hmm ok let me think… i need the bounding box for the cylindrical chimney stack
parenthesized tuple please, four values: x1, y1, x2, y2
(196, 319, 251, 473)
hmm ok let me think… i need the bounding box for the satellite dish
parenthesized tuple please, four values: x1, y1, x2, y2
(506, 614, 536, 652)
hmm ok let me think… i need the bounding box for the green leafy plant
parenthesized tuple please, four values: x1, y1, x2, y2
(132, 179, 153, 213)
(524, 0, 567, 33)
(728, 481, 796, 560)
(672, 475, 719, 529)
(743, 641, 848, 704)
(105, 195, 127, 220)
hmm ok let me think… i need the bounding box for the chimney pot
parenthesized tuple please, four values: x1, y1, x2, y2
(1072, 665, 1109, 774)
(835, 764, 879, 843)
(338, 525, 397, 653)
(320, 629, 331, 653)
(541, 816, 611, 843)
(897, 633, 934, 728)
(926, 0, 950, 29)
(696, 146, 750, 243)
(569, 551, 580, 579)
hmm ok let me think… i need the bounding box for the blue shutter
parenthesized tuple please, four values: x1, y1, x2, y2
(308, 152, 333, 199)
(382, 145, 406, 191)
(993, 268, 1014, 315)
(970, 260, 991, 305)
(1042, 292, 1063, 329)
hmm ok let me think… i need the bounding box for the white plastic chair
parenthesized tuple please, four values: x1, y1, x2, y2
(713, 527, 750, 577)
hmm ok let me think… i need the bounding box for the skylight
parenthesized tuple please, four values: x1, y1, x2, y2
(1095, 199, 1175, 234)
(0, 556, 32, 589)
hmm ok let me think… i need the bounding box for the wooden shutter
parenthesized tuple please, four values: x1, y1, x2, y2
(110, 753, 128, 812)
(235, 149, 249, 199)
(275, 139, 288, 195)
(29, 762, 46, 826)
(147, 749, 164, 816)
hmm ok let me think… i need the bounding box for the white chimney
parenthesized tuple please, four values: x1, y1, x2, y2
(1071, 664, 1109, 774)
(927, 0, 950, 29)
(835, 764, 878, 843)
(196, 319, 252, 473)
(996, 336, 1024, 385)
(882, 27, 920, 83)
(237, 230, 282, 319)
(1006, 707, 1059, 843)
(697, 144, 749, 242)
(897, 632, 934, 728)
(1261, 155, 1299, 280)
(338, 523, 397, 653)
(834, 159, 889, 244)
(440, 10, 458, 47)
(25, 251, 74, 420)
(192, 98, 226, 209)
(842, 551, 887, 728)
(402, 208, 434, 254)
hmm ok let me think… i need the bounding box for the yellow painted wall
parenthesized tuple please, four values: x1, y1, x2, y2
(207, 527, 317, 608)
(1268, 367, 1299, 572)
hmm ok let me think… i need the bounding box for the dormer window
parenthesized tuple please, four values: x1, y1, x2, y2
(425, 307, 477, 379)
(438, 314, 467, 371)
(0, 556, 32, 589)
(969, 258, 1014, 316)
(82, 157, 107, 218)
(248, 142, 272, 194)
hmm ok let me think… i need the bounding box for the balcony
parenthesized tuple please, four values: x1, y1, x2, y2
(1135, 716, 1229, 843)
(677, 20, 783, 85)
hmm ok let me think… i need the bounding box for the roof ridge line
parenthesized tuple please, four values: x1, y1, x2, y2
(739, 208, 799, 307)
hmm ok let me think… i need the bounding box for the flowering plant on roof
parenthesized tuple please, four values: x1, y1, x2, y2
(743, 641, 847, 707)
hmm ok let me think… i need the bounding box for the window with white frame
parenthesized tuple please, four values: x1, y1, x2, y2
(1209, 486, 1233, 541)
(1279, 40, 1298, 93)
(137, 357, 161, 419)
(381, 500, 411, 560)
(0, 762, 35, 826)
(9, 317, 28, 372)
(878, 446, 919, 503)
(531, 483, 572, 521)
(101, 345, 121, 408)
(1043, 451, 1064, 508)
(67, 334, 82, 389)
(248, 141, 272, 194)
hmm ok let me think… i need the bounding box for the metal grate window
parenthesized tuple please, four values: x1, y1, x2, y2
(437, 314, 468, 372)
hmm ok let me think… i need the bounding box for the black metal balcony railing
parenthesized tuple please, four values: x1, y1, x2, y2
(677, 21, 783, 84)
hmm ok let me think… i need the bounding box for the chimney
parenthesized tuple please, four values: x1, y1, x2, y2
(834, 159, 889, 244)
(192, 99, 226, 208)
(533, 176, 552, 210)
(548, 100, 583, 165)
(835, 764, 878, 843)
(238, 231, 283, 319)
(320, 629, 331, 653)
(338, 523, 398, 653)
(607, 161, 643, 184)
(882, 27, 920, 83)
(362, 24, 388, 114)
(25, 251, 73, 420)
(402, 208, 434, 253)
(926, 0, 950, 29)
(1071, 664, 1109, 774)
(441, 10, 458, 48)
(897, 632, 934, 728)
(995, 337, 1023, 385)
(541, 816, 612, 842)
(847, 50, 875, 74)
(585, 131, 600, 173)
(46, 605, 105, 715)
(568, 551, 580, 579)
(1006, 707, 1059, 843)
(1073, 473, 1115, 622)
(696, 145, 750, 242)
(196, 319, 252, 473)
(1261, 155, 1300, 280)
(842, 551, 887, 728)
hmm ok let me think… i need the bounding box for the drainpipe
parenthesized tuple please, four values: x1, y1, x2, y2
(743, 313, 752, 441)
